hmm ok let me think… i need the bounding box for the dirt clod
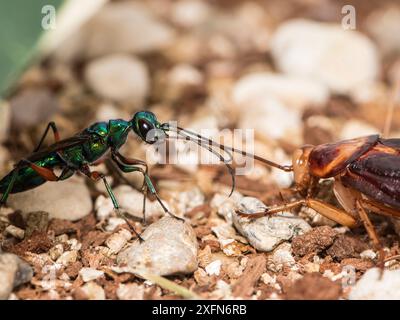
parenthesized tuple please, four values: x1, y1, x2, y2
(285, 273, 341, 300)
(292, 226, 337, 257)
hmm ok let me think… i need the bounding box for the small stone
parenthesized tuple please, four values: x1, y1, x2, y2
(9, 88, 58, 128)
(117, 216, 198, 276)
(205, 260, 222, 276)
(261, 273, 276, 286)
(79, 268, 104, 282)
(105, 229, 131, 254)
(233, 72, 329, 111)
(113, 185, 166, 220)
(105, 218, 126, 232)
(267, 243, 296, 272)
(164, 63, 204, 101)
(94, 103, 129, 123)
(25, 211, 49, 238)
(271, 19, 380, 94)
(8, 176, 92, 221)
(5, 225, 25, 239)
(55, 1, 175, 60)
(194, 268, 210, 286)
(349, 268, 400, 300)
(360, 250, 377, 260)
(304, 262, 321, 273)
(116, 283, 144, 300)
(238, 96, 303, 145)
(169, 186, 205, 216)
(171, 0, 211, 28)
(0, 253, 33, 299)
(85, 54, 149, 106)
(56, 250, 78, 266)
(233, 197, 311, 252)
(366, 6, 400, 56)
(49, 244, 64, 261)
(80, 282, 106, 300)
(95, 195, 115, 221)
(210, 192, 244, 222)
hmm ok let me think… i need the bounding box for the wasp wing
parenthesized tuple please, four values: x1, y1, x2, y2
(27, 134, 92, 162)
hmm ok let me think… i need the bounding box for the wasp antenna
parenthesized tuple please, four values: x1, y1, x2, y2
(176, 126, 292, 172)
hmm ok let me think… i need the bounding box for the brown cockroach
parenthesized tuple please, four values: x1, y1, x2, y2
(228, 134, 400, 265)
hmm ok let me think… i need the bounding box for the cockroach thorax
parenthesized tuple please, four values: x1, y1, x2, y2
(292, 145, 314, 190)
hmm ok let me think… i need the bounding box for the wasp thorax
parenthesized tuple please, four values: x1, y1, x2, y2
(292, 145, 314, 190)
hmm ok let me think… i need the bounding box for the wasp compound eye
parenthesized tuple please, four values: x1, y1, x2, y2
(138, 120, 165, 144)
(138, 119, 153, 139)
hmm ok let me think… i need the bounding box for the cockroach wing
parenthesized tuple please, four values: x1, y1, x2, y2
(309, 135, 379, 178)
(342, 150, 400, 209)
(379, 138, 400, 151)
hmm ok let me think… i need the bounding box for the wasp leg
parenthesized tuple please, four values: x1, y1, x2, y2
(0, 161, 73, 206)
(111, 154, 184, 222)
(112, 152, 150, 224)
(237, 198, 357, 228)
(80, 165, 144, 242)
(356, 200, 385, 269)
(0, 169, 19, 205)
(34, 121, 60, 152)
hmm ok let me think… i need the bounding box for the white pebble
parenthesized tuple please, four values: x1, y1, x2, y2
(205, 260, 222, 276)
(81, 282, 106, 300)
(233, 197, 311, 252)
(116, 283, 144, 300)
(85, 54, 149, 105)
(233, 72, 329, 111)
(360, 249, 377, 260)
(49, 244, 64, 261)
(56, 251, 78, 266)
(271, 19, 380, 94)
(105, 229, 132, 254)
(79, 268, 104, 282)
(5, 225, 25, 239)
(349, 268, 400, 300)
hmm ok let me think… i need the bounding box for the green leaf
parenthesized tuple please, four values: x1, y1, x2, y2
(0, 0, 63, 97)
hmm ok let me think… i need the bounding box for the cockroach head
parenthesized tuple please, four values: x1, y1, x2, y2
(131, 111, 165, 144)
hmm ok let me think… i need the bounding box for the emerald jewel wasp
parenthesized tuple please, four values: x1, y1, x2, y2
(0, 111, 272, 239)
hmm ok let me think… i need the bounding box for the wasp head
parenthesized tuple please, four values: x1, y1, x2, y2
(131, 111, 166, 144)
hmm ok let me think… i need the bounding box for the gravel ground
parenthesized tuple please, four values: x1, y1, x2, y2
(1, 0, 400, 300)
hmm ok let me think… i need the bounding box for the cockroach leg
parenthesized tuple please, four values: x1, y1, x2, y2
(356, 200, 385, 269)
(361, 199, 400, 219)
(236, 199, 305, 218)
(305, 198, 357, 227)
(237, 197, 357, 228)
